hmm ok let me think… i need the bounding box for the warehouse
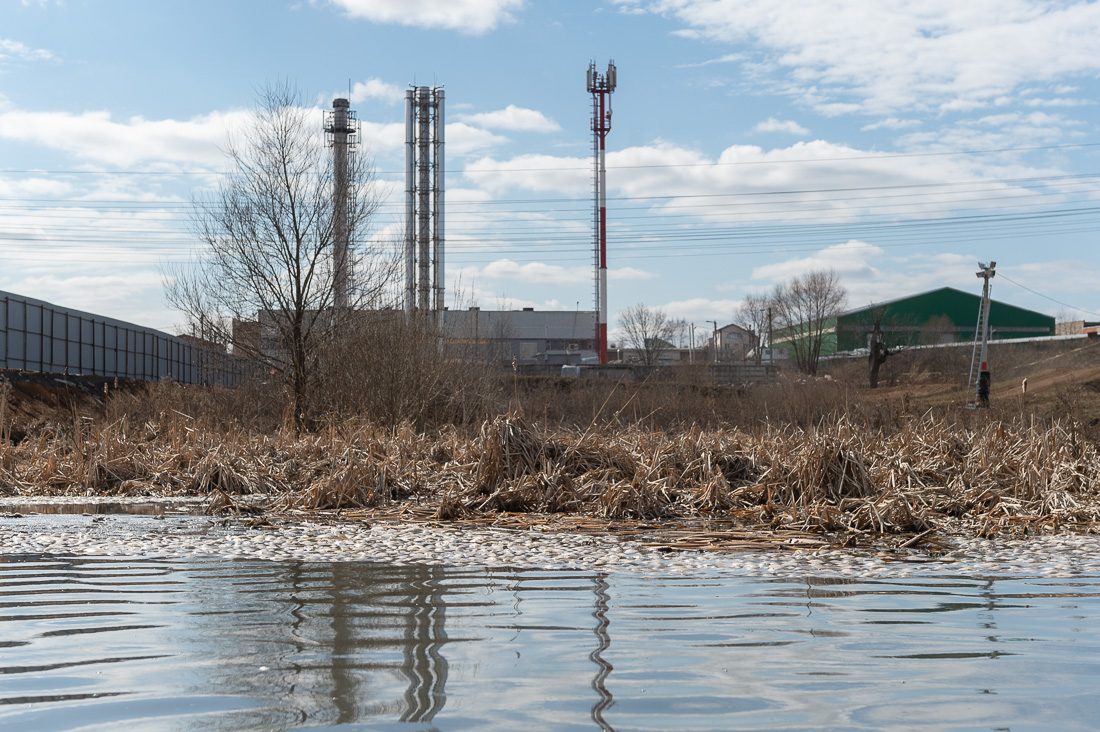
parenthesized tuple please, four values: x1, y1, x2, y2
(774, 286, 1055, 359)
(834, 287, 1054, 354)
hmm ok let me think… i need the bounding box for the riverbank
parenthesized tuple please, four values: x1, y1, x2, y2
(4, 503, 1100, 580)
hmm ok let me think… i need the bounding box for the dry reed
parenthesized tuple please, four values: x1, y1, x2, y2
(3, 404, 1100, 544)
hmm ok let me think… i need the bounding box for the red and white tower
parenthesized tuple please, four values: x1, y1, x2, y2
(587, 61, 616, 364)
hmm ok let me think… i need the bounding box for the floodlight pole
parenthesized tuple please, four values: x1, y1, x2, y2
(973, 261, 996, 407)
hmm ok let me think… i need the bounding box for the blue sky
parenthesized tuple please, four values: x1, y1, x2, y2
(3, 0, 1100, 338)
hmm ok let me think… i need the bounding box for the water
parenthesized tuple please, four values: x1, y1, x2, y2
(3, 553, 1100, 731)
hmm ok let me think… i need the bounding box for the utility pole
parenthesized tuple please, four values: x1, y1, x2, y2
(768, 306, 774, 365)
(709, 320, 719, 364)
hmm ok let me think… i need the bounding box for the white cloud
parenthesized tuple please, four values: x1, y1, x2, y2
(645, 0, 1100, 117)
(446, 122, 510, 156)
(861, 117, 921, 131)
(0, 108, 247, 168)
(464, 138, 1054, 231)
(610, 267, 658, 281)
(753, 117, 809, 135)
(1, 271, 177, 330)
(654, 297, 742, 324)
(0, 38, 54, 63)
(474, 259, 656, 286)
(458, 105, 561, 133)
(674, 53, 744, 68)
(751, 240, 883, 283)
(463, 153, 588, 194)
(349, 77, 405, 105)
(359, 120, 406, 152)
(326, 0, 523, 34)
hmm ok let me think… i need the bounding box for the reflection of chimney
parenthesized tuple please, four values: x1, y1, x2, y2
(400, 567, 449, 723)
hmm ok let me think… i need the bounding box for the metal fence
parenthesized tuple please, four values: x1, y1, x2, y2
(0, 290, 249, 386)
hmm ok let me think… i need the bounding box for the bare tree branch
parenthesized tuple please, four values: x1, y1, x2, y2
(618, 303, 679, 366)
(166, 81, 391, 426)
(771, 269, 847, 376)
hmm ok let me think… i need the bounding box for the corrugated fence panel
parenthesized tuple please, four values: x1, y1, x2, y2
(0, 291, 248, 385)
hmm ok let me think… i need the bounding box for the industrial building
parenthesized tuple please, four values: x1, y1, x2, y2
(775, 286, 1055, 357)
(443, 308, 597, 365)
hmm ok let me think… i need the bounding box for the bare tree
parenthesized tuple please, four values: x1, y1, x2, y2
(771, 269, 847, 376)
(167, 81, 387, 427)
(734, 293, 770, 363)
(618, 303, 678, 366)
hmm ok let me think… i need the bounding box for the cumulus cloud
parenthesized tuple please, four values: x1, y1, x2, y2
(458, 105, 561, 133)
(1, 271, 177, 329)
(445, 122, 510, 156)
(326, 0, 523, 34)
(751, 239, 884, 283)
(463, 153, 589, 195)
(0, 102, 511, 169)
(0, 108, 247, 168)
(644, 0, 1100, 117)
(474, 259, 656, 286)
(349, 77, 405, 105)
(753, 117, 809, 135)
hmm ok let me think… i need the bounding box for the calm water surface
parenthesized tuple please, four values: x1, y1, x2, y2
(2, 553, 1099, 731)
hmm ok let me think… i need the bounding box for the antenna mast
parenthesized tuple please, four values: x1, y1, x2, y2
(587, 60, 616, 364)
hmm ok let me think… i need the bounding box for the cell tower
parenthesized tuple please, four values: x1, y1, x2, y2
(325, 98, 358, 310)
(405, 87, 445, 324)
(588, 60, 616, 365)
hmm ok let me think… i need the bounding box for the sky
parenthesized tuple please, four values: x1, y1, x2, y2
(3, 0, 1100, 340)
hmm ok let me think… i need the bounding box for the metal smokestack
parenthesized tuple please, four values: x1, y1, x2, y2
(328, 98, 352, 310)
(404, 86, 445, 323)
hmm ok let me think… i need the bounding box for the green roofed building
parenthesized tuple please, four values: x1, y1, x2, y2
(775, 287, 1055, 358)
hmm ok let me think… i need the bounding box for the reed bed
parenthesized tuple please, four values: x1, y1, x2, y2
(3, 409, 1100, 543)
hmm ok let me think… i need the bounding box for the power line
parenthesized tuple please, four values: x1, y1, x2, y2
(997, 273, 1100, 319)
(3, 140, 1100, 178)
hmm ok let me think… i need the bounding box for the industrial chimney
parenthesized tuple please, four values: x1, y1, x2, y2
(404, 86, 445, 325)
(325, 97, 356, 310)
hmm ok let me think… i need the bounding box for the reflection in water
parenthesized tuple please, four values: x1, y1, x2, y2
(4, 551, 1100, 731)
(0, 502, 169, 515)
(183, 562, 456, 729)
(589, 573, 614, 731)
(399, 566, 448, 723)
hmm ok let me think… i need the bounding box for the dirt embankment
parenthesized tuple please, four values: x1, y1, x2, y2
(0, 370, 147, 440)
